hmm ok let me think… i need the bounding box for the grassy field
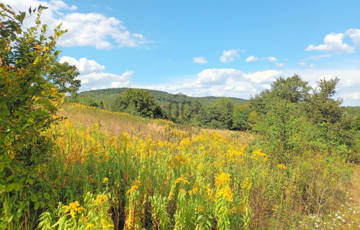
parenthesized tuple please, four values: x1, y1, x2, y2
(30, 103, 360, 229)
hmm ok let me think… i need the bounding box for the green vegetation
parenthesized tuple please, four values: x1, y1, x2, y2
(68, 88, 248, 130)
(0, 4, 67, 229)
(1, 3, 360, 230)
(251, 75, 360, 162)
(112, 88, 163, 118)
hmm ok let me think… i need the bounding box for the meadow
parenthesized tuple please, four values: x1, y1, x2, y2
(33, 103, 358, 229)
(2, 5, 360, 229)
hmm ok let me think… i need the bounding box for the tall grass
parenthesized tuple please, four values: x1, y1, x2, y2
(37, 104, 352, 229)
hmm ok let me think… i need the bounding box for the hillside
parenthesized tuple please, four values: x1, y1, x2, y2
(68, 87, 248, 108)
(59, 103, 253, 144)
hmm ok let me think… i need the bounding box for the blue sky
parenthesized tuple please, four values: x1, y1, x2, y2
(7, 0, 360, 105)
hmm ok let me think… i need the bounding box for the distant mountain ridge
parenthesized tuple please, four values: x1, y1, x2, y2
(75, 87, 248, 107)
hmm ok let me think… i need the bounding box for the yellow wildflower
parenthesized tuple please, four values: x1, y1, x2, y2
(94, 194, 108, 205)
(174, 176, 190, 185)
(63, 201, 84, 218)
(127, 180, 141, 195)
(216, 186, 233, 202)
(85, 224, 94, 230)
(277, 163, 287, 170)
(215, 173, 231, 188)
(103, 177, 109, 183)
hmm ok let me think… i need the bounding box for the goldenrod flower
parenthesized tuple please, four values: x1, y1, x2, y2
(62, 201, 84, 218)
(216, 186, 233, 202)
(277, 163, 287, 170)
(174, 175, 190, 185)
(85, 224, 94, 229)
(215, 173, 231, 188)
(127, 180, 141, 195)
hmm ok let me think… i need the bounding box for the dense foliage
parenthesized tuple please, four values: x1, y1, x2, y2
(69, 88, 251, 130)
(251, 75, 360, 162)
(0, 4, 79, 229)
(112, 88, 164, 118)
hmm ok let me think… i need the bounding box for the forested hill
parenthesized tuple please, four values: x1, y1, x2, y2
(70, 87, 248, 107)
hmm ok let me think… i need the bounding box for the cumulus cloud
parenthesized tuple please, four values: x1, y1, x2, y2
(59, 56, 133, 91)
(220, 49, 239, 63)
(246, 56, 259, 62)
(267, 56, 277, 62)
(4, 0, 147, 49)
(193, 57, 208, 64)
(137, 68, 283, 99)
(60, 56, 105, 74)
(244, 70, 281, 83)
(305, 33, 354, 53)
(346, 28, 360, 47)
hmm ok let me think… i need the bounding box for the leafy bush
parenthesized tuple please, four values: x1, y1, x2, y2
(0, 4, 67, 229)
(113, 88, 164, 118)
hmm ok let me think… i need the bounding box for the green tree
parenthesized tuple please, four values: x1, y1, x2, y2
(47, 61, 80, 95)
(113, 88, 164, 118)
(250, 75, 310, 115)
(184, 100, 207, 126)
(232, 104, 251, 130)
(250, 75, 359, 161)
(207, 98, 234, 129)
(0, 4, 65, 229)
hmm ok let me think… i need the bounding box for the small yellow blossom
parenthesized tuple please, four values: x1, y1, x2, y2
(217, 186, 233, 202)
(174, 176, 190, 185)
(94, 194, 108, 205)
(85, 224, 94, 230)
(277, 163, 287, 170)
(127, 180, 141, 195)
(63, 201, 84, 218)
(103, 177, 109, 183)
(215, 173, 231, 188)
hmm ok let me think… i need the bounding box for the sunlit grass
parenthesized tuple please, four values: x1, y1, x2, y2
(38, 103, 354, 229)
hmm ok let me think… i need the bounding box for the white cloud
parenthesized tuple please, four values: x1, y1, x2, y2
(244, 70, 281, 83)
(276, 63, 284, 67)
(137, 68, 283, 99)
(195, 68, 244, 85)
(346, 28, 360, 47)
(60, 56, 105, 74)
(220, 49, 239, 63)
(305, 33, 354, 53)
(246, 56, 259, 62)
(343, 92, 360, 100)
(246, 56, 278, 63)
(193, 57, 208, 64)
(267, 56, 277, 62)
(59, 56, 133, 91)
(4, 0, 147, 49)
